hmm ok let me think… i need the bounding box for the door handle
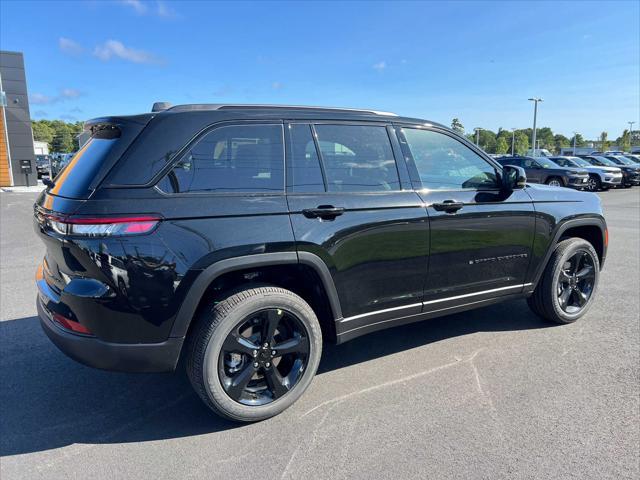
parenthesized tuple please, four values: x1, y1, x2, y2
(432, 200, 464, 213)
(302, 205, 345, 220)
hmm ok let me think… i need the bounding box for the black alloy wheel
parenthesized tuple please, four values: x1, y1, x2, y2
(556, 250, 596, 314)
(218, 308, 309, 406)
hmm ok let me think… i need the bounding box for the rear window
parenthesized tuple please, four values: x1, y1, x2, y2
(157, 124, 285, 193)
(49, 130, 119, 198)
(314, 125, 400, 192)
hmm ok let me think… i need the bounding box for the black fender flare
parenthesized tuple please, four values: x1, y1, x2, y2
(526, 216, 607, 292)
(170, 251, 342, 338)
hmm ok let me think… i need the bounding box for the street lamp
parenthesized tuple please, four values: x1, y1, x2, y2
(474, 127, 482, 146)
(528, 98, 543, 156)
(511, 128, 516, 156)
(629, 121, 636, 151)
(572, 131, 578, 155)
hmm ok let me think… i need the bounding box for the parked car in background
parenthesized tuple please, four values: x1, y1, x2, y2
(50, 152, 75, 178)
(623, 154, 640, 164)
(496, 156, 589, 188)
(581, 155, 640, 188)
(35, 155, 51, 178)
(550, 156, 622, 191)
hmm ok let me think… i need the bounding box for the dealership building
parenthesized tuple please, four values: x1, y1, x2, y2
(0, 50, 36, 186)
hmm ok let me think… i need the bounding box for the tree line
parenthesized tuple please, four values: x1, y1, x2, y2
(450, 118, 639, 155)
(31, 117, 639, 155)
(31, 120, 84, 153)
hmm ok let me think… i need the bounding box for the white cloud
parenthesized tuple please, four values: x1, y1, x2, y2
(59, 37, 84, 55)
(156, 1, 177, 18)
(93, 40, 160, 64)
(29, 89, 83, 105)
(30, 93, 53, 105)
(372, 61, 386, 71)
(119, 0, 177, 18)
(61, 88, 81, 99)
(120, 0, 147, 14)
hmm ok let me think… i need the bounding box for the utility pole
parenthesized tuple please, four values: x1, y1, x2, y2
(474, 127, 482, 146)
(528, 98, 543, 156)
(511, 128, 516, 156)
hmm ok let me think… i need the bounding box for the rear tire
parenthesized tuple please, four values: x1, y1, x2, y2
(527, 238, 599, 324)
(186, 285, 322, 422)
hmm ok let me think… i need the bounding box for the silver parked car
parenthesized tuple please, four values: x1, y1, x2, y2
(550, 156, 622, 191)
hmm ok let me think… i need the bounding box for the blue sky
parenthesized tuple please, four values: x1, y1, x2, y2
(1, 0, 638, 139)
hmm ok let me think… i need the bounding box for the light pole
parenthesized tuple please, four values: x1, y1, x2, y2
(572, 131, 578, 155)
(528, 98, 543, 156)
(511, 128, 516, 156)
(629, 121, 636, 151)
(474, 127, 482, 147)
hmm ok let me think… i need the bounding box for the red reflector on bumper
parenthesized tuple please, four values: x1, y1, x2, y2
(52, 313, 93, 335)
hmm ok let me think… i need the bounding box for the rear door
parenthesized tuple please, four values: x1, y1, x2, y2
(396, 126, 535, 310)
(521, 157, 544, 183)
(285, 122, 429, 333)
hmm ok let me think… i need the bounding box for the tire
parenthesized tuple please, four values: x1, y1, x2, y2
(586, 175, 601, 192)
(527, 238, 599, 324)
(546, 177, 563, 187)
(186, 285, 322, 422)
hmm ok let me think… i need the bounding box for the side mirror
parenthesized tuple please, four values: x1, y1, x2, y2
(502, 165, 527, 190)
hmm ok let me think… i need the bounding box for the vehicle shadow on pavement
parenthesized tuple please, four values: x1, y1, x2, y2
(0, 300, 552, 457)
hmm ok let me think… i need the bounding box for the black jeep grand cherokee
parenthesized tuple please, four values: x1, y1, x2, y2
(35, 104, 607, 421)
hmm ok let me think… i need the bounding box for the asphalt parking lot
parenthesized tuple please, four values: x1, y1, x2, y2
(1, 188, 638, 480)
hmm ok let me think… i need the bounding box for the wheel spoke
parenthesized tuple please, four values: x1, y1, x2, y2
(223, 332, 258, 356)
(225, 363, 255, 401)
(264, 366, 289, 399)
(575, 289, 589, 306)
(559, 287, 572, 308)
(559, 270, 572, 283)
(575, 266, 594, 279)
(274, 334, 309, 357)
(261, 310, 281, 345)
(571, 254, 583, 274)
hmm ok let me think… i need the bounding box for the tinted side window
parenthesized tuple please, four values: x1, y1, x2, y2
(314, 125, 400, 192)
(287, 124, 325, 193)
(158, 124, 284, 193)
(402, 128, 498, 190)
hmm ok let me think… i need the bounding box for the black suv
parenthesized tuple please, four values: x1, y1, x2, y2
(495, 156, 589, 188)
(581, 155, 640, 188)
(35, 104, 607, 421)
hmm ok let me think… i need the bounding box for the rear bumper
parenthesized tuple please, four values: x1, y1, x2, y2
(37, 296, 183, 373)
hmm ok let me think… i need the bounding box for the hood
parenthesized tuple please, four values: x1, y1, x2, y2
(584, 166, 621, 174)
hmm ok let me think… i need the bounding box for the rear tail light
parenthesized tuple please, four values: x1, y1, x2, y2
(46, 214, 161, 237)
(52, 312, 93, 335)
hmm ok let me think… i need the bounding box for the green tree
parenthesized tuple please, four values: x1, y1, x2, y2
(569, 133, 586, 148)
(451, 118, 464, 134)
(514, 131, 529, 155)
(536, 127, 555, 150)
(553, 134, 570, 154)
(31, 121, 54, 146)
(495, 136, 509, 154)
(51, 123, 74, 153)
(599, 131, 609, 151)
(616, 129, 631, 151)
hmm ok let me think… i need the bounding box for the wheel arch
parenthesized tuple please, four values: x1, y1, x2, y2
(170, 252, 342, 342)
(529, 216, 607, 291)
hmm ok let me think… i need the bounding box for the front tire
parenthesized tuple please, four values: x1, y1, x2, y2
(586, 175, 601, 192)
(546, 177, 563, 187)
(527, 238, 599, 324)
(186, 286, 322, 422)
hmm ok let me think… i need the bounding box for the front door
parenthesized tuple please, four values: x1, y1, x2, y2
(285, 122, 429, 334)
(396, 126, 535, 310)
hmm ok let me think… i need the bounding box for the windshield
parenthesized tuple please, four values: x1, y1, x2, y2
(571, 158, 591, 167)
(614, 156, 636, 166)
(538, 158, 560, 168)
(590, 156, 617, 166)
(552, 158, 578, 168)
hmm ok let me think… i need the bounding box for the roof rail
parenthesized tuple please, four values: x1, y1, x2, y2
(165, 104, 398, 116)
